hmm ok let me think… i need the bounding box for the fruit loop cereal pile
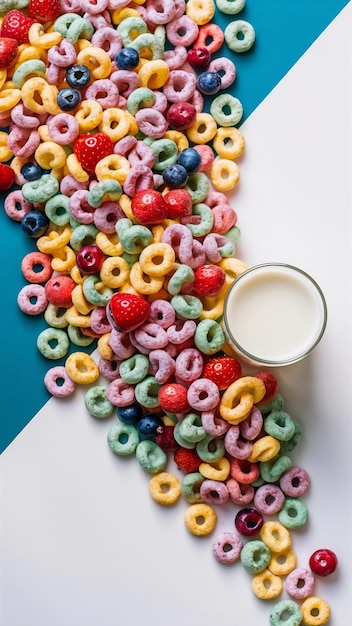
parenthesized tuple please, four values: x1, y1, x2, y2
(0, 0, 337, 624)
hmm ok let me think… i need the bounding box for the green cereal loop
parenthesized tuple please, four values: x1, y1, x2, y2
(107, 421, 139, 456)
(70, 224, 99, 251)
(69, 215, 81, 229)
(44, 303, 68, 329)
(22, 174, 59, 203)
(264, 411, 296, 442)
(12, 60, 46, 88)
(251, 475, 265, 488)
(127, 87, 155, 115)
(215, 0, 245, 15)
(129, 33, 164, 60)
(217, 239, 235, 258)
(37, 328, 70, 360)
(119, 354, 149, 384)
(84, 386, 114, 419)
(174, 422, 196, 449)
(240, 540, 271, 574)
(154, 25, 166, 46)
(54, 13, 82, 36)
(168, 265, 194, 295)
(196, 434, 225, 462)
(45, 194, 70, 226)
(259, 393, 285, 415)
(164, 411, 178, 424)
(115, 218, 153, 254)
(279, 420, 302, 454)
(181, 471, 205, 503)
(82, 274, 113, 306)
(278, 497, 308, 529)
(135, 440, 167, 473)
(260, 456, 292, 483)
(149, 138, 178, 171)
(185, 172, 210, 204)
(0, 0, 28, 14)
(67, 324, 95, 347)
(117, 17, 148, 47)
(66, 18, 94, 43)
(210, 93, 243, 127)
(178, 413, 206, 444)
(194, 319, 225, 354)
(87, 180, 122, 208)
(134, 375, 162, 408)
(186, 203, 214, 237)
(223, 225, 241, 245)
(224, 19, 256, 53)
(269, 600, 302, 626)
(143, 136, 155, 146)
(171, 294, 203, 319)
(121, 251, 139, 267)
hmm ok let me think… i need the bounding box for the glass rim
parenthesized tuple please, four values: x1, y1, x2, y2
(223, 262, 328, 366)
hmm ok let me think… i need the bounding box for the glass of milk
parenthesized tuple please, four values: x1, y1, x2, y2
(223, 263, 327, 366)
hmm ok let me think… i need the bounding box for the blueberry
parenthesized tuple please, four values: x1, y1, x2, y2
(178, 148, 201, 173)
(117, 403, 143, 425)
(138, 414, 164, 440)
(20, 162, 43, 181)
(21, 210, 49, 238)
(57, 88, 81, 111)
(115, 47, 140, 70)
(162, 164, 188, 188)
(66, 64, 91, 89)
(196, 71, 222, 95)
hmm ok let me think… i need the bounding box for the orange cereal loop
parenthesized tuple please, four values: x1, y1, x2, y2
(186, 0, 216, 25)
(65, 352, 99, 385)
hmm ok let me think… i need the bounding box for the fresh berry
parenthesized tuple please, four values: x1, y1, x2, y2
(45, 275, 76, 308)
(192, 265, 226, 297)
(178, 148, 201, 173)
(115, 47, 140, 70)
(66, 64, 91, 89)
(0, 9, 35, 45)
(0, 37, 18, 69)
(131, 188, 168, 225)
(158, 383, 190, 414)
(187, 47, 211, 71)
(202, 355, 242, 390)
(155, 425, 178, 451)
(117, 403, 143, 424)
(138, 414, 164, 440)
(107, 293, 150, 333)
(163, 188, 193, 219)
(57, 87, 81, 111)
(235, 508, 264, 536)
(76, 245, 105, 274)
(197, 71, 222, 95)
(255, 371, 279, 404)
(73, 132, 114, 174)
(28, 0, 61, 22)
(0, 163, 15, 191)
(166, 101, 197, 131)
(173, 447, 201, 473)
(20, 161, 43, 182)
(21, 210, 49, 238)
(309, 549, 338, 577)
(162, 164, 188, 188)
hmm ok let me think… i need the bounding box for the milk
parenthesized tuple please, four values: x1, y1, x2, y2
(223, 264, 327, 366)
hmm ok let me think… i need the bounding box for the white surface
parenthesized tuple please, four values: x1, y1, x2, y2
(1, 5, 351, 625)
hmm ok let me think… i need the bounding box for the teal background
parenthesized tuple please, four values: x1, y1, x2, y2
(0, 0, 349, 452)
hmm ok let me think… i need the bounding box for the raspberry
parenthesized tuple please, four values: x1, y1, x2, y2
(174, 447, 202, 473)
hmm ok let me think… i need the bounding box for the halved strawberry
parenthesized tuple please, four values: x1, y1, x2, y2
(202, 355, 242, 390)
(0, 164, 15, 191)
(73, 133, 114, 174)
(0, 37, 18, 70)
(0, 10, 35, 45)
(107, 293, 150, 333)
(28, 0, 61, 22)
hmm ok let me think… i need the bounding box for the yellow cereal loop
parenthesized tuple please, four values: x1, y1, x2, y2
(15, 45, 46, 65)
(51, 246, 76, 273)
(76, 47, 112, 79)
(219, 257, 248, 281)
(129, 262, 164, 294)
(99, 108, 131, 142)
(199, 291, 226, 320)
(301, 597, 331, 626)
(75, 39, 92, 53)
(268, 548, 297, 577)
(70, 265, 85, 285)
(247, 435, 281, 463)
(260, 521, 291, 553)
(251, 569, 283, 600)
(71, 284, 95, 315)
(149, 472, 181, 505)
(139, 243, 176, 277)
(21, 78, 60, 115)
(210, 158, 240, 191)
(138, 60, 170, 89)
(95, 154, 130, 183)
(111, 7, 142, 24)
(199, 457, 231, 481)
(0, 69, 7, 90)
(65, 306, 92, 328)
(150, 225, 164, 243)
(184, 503, 217, 536)
(65, 352, 99, 385)
(28, 23, 62, 48)
(186, 0, 215, 25)
(119, 194, 137, 222)
(163, 130, 189, 152)
(34, 142, 67, 170)
(186, 113, 218, 144)
(213, 127, 246, 160)
(75, 100, 103, 132)
(66, 153, 90, 182)
(0, 88, 22, 113)
(0, 131, 13, 161)
(37, 125, 52, 142)
(220, 376, 266, 424)
(96, 232, 124, 256)
(100, 256, 131, 288)
(97, 333, 114, 360)
(37, 227, 72, 254)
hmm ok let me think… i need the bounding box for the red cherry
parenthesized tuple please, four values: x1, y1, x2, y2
(187, 47, 211, 70)
(76, 245, 105, 274)
(45, 275, 76, 308)
(164, 188, 193, 219)
(166, 101, 197, 131)
(235, 508, 264, 537)
(131, 188, 168, 225)
(158, 383, 190, 414)
(309, 549, 338, 576)
(193, 265, 226, 297)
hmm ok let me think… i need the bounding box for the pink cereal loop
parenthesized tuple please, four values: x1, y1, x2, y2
(148, 349, 176, 383)
(127, 141, 156, 168)
(187, 378, 220, 411)
(60, 175, 89, 196)
(94, 201, 124, 233)
(47, 113, 80, 146)
(106, 378, 135, 406)
(239, 406, 263, 440)
(85, 79, 120, 108)
(98, 356, 120, 381)
(47, 39, 77, 68)
(90, 27, 122, 60)
(201, 410, 230, 436)
(193, 144, 214, 171)
(109, 329, 136, 359)
(81, 0, 109, 17)
(211, 205, 238, 233)
(208, 57, 237, 89)
(148, 300, 176, 328)
(163, 70, 197, 103)
(226, 478, 254, 505)
(146, 0, 178, 24)
(7, 127, 41, 158)
(167, 320, 196, 345)
(253, 484, 285, 515)
(11, 104, 41, 129)
(174, 347, 203, 382)
(110, 70, 140, 98)
(44, 366, 76, 398)
(224, 425, 253, 460)
(164, 46, 188, 70)
(17, 284, 48, 315)
(166, 16, 199, 47)
(4, 191, 33, 222)
(69, 190, 95, 224)
(134, 323, 169, 351)
(123, 165, 154, 196)
(90, 307, 112, 335)
(135, 108, 168, 139)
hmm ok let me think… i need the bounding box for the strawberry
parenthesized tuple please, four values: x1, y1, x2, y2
(131, 188, 168, 225)
(27, 0, 61, 22)
(192, 264, 226, 297)
(158, 383, 190, 414)
(0, 10, 35, 45)
(173, 447, 202, 473)
(107, 293, 150, 333)
(255, 371, 279, 404)
(202, 355, 242, 390)
(73, 133, 114, 174)
(0, 37, 18, 70)
(164, 188, 193, 219)
(0, 164, 15, 191)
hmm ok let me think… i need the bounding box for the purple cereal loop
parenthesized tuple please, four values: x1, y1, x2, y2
(44, 365, 76, 398)
(81, 0, 109, 16)
(211, 205, 237, 233)
(208, 57, 236, 89)
(128, 141, 155, 168)
(279, 466, 310, 497)
(148, 349, 175, 383)
(212, 532, 242, 564)
(146, 0, 177, 24)
(163, 70, 197, 103)
(135, 108, 168, 139)
(47, 113, 79, 146)
(179, 238, 206, 269)
(201, 410, 229, 437)
(60, 175, 88, 196)
(7, 127, 40, 158)
(17, 284, 48, 315)
(46, 64, 66, 86)
(175, 347, 203, 382)
(253, 484, 285, 515)
(148, 299, 176, 328)
(134, 323, 169, 350)
(187, 378, 220, 411)
(123, 165, 154, 196)
(239, 406, 263, 440)
(60, 0, 81, 11)
(205, 191, 230, 209)
(84, 10, 112, 29)
(203, 233, 233, 263)
(47, 39, 77, 67)
(4, 190, 33, 221)
(164, 46, 188, 70)
(151, 90, 168, 113)
(173, 0, 186, 18)
(11, 103, 40, 129)
(109, 329, 136, 359)
(224, 425, 253, 460)
(114, 135, 137, 157)
(85, 79, 120, 108)
(110, 70, 140, 98)
(106, 378, 135, 406)
(162, 223, 193, 257)
(167, 320, 196, 345)
(285, 568, 315, 600)
(128, 331, 150, 355)
(90, 307, 112, 335)
(188, 89, 204, 113)
(200, 479, 229, 505)
(98, 356, 120, 381)
(226, 478, 254, 505)
(94, 201, 124, 233)
(69, 190, 95, 224)
(166, 16, 199, 47)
